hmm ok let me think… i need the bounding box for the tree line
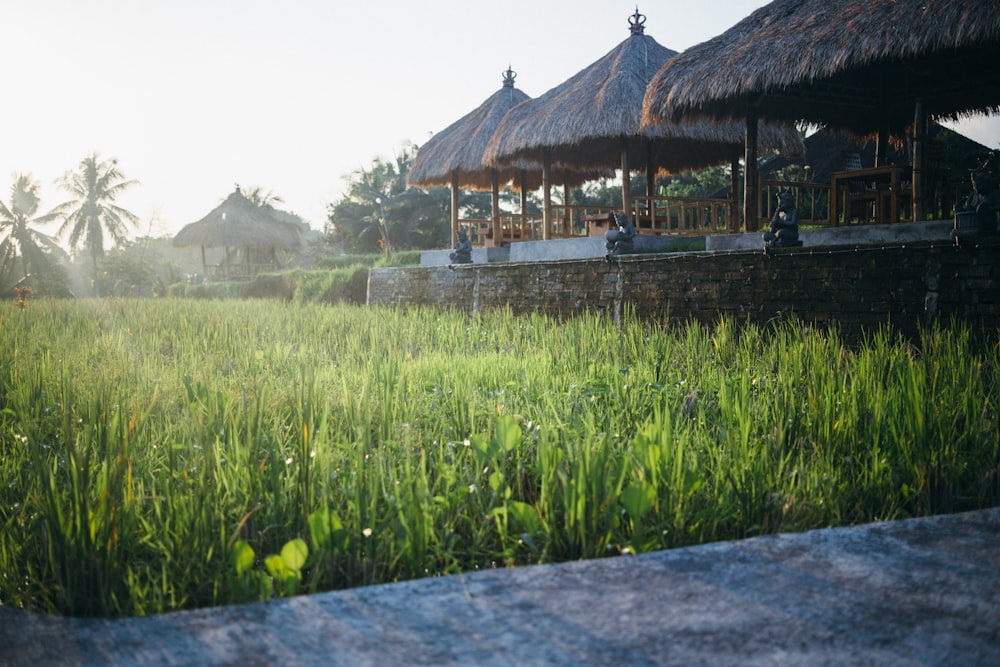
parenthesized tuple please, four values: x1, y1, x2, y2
(2, 143, 734, 297)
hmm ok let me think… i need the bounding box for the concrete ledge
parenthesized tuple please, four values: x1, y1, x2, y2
(420, 246, 510, 266)
(421, 221, 955, 265)
(509, 235, 704, 262)
(2, 508, 998, 666)
(706, 219, 955, 251)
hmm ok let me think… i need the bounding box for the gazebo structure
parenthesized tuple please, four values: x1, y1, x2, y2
(486, 9, 804, 237)
(173, 186, 302, 281)
(408, 67, 604, 246)
(642, 0, 1000, 228)
(758, 123, 992, 222)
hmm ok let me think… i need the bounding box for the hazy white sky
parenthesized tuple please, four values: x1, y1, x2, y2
(5, 0, 999, 238)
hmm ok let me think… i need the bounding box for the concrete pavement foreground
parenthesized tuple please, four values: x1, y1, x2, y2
(2, 508, 998, 666)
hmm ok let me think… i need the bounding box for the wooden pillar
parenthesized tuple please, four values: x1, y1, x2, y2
(744, 106, 760, 232)
(645, 139, 655, 198)
(450, 171, 459, 245)
(621, 138, 632, 218)
(562, 182, 571, 237)
(913, 100, 926, 222)
(519, 169, 528, 236)
(730, 152, 741, 233)
(875, 127, 888, 168)
(542, 150, 552, 240)
(491, 167, 501, 244)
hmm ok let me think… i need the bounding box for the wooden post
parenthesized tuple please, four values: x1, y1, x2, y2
(519, 169, 528, 237)
(913, 100, 926, 223)
(542, 150, 552, 240)
(563, 182, 571, 237)
(875, 126, 888, 168)
(744, 106, 759, 232)
(450, 171, 459, 245)
(621, 138, 632, 219)
(491, 167, 501, 244)
(730, 152, 740, 232)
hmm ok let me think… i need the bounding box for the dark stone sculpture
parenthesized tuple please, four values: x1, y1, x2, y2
(605, 211, 636, 256)
(953, 167, 999, 244)
(449, 229, 473, 264)
(763, 190, 802, 248)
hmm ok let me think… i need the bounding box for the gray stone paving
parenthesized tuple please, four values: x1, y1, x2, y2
(2, 507, 998, 666)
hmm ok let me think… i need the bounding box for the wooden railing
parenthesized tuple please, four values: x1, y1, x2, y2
(758, 179, 832, 227)
(630, 196, 735, 235)
(459, 194, 747, 246)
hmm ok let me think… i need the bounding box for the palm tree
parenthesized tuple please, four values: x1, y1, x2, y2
(51, 153, 139, 297)
(0, 173, 55, 288)
(328, 143, 450, 253)
(240, 185, 285, 209)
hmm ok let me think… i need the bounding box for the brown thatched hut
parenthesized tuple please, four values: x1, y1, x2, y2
(485, 9, 804, 235)
(408, 67, 604, 245)
(173, 186, 302, 281)
(642, 0, 1000, 224)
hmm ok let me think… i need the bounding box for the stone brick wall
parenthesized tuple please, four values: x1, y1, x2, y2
(367, 240, 1000, 341)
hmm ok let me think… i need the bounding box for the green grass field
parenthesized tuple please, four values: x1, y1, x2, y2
(1, 298, 997, 617)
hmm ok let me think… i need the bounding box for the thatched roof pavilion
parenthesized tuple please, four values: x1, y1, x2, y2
(409, 67, 604, 244)
(642, 0, 1000, 224)
(485, 9, 804, 234)
(409, 67, 536, 193)
(174, 186, 302, 280)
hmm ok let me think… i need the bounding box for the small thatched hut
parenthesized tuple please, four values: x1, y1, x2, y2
(409, 67, 604, 244)
(173, 187, 302, 281)
(485, 9, 804, 234)
(642, 0, 1000, 223)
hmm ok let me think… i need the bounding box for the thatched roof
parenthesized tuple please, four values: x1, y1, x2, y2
(408, 68, 606, 191)
(173, 188, 303, 250)
(408, 68, 536, 190)
(485, 11, 804, 173)
(642, 0, 1000, 136)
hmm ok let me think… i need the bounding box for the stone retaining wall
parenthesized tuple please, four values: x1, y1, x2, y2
(368, 239, 1000, 341)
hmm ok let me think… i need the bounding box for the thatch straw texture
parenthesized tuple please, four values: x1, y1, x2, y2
(408, 73, 607, 191)
(485, 26, 804, 172)
(173, 188, 302, 250)
(408, 76, 538, 191)
(642, 0, 1000, 136)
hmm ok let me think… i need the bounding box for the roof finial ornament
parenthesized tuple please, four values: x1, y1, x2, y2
(629, 7, 646, 35)
(235, 183, 241, 194)
(503, 65, 517, 88)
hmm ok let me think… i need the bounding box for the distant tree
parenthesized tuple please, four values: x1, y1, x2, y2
(50, 153, 139, 297)
(578, 178, 624, 208)
(661, 164, 733, 198)
(241, 185, 285, 209)
(327, 143, 449, 254)
(98, 242, 162, 297)
(0, 173, 57, 289)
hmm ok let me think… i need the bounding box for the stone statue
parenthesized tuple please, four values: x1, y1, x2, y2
(763, 190, 802, 248)
(954, 168, 999, 239)
(449, 229, 473, 264)
(605, 211, 636, 256)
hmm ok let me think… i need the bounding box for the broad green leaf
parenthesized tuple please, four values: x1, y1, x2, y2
(308, 508, 331, 549)
(265, 554, 289, 580)
(507, 500, 540, 534)
(280, 538, 308, 572)
(494, 415, 522, 452)
(231, 539, 255, 576)
(622, 481, 656, 521)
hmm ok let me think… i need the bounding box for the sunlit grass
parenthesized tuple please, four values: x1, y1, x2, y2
(0, 298, 997, 617)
